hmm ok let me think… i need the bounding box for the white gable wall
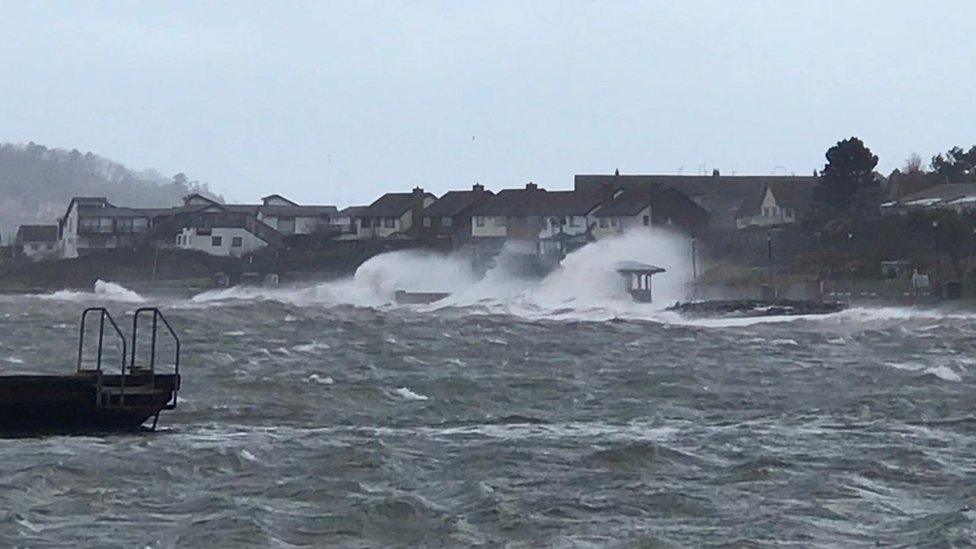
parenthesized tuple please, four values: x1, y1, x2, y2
(176, 227, 267, 257)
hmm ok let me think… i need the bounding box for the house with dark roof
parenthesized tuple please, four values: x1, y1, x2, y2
(255, 194, 339, 236)
(470, 182, 602, 239)
(592, 186, 709, 237)
(333, 206, 367, 238)
(356, 187, 437, 240)
(418, 184, 493, 244)
(469, 182, 604, 255)
(57, 197, 163, 258)
(575, 172, 817, 231)
(14, 224, 59, 261)
(172, 200, 283, 257)
(55, 192, 341, 259)
(735, 180, 817, 229)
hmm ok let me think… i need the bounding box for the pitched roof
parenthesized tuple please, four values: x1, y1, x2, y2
(338, 206, 368, 217)
(259, 205, 338, 217)
(422, 189, 493, 217)
(261, 194, 299, 206)
(593, 188, 656, 217)
(15, 225, 58, 243)
(900, 183, 976, 204)
(473, 188, 602, 217)
(769, 180, 816, 209)
(735, 180, 818, 218)
(361, 192, 436, 217)
(576, 174, 816, 228)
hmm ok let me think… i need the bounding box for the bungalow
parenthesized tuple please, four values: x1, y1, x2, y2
(735, 180, 816, 229)
(417, 184, 493, 244)
(880, 183, 976, 215)
(15, 225, 59, 261)
(356, 187, 437, 239)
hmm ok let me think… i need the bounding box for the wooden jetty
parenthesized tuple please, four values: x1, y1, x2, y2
(0, 307, 181, 435)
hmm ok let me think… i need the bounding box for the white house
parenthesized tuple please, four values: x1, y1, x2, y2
(173, 202, 282, 258)
(356, 188, 436, 239)
(15, 225, 60, 261)
(735, 182, 815, 229)
(591, 189, 652, 239)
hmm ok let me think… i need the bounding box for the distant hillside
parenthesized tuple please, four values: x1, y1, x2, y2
(0, 142, 221, 243)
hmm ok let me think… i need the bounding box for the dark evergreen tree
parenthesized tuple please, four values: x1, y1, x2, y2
(931, 146, 976, 182)
(814, 137, 879, 215)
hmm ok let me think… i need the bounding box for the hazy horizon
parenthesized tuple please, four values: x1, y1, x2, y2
(3, 1, 974, 207)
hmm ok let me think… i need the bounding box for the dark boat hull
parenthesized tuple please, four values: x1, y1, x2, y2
(0, 374, 179, 435)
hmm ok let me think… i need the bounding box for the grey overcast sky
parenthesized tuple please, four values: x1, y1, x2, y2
(1, 1, 974, 206)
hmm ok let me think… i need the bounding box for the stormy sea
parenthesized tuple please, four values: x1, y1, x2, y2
(1, 230, 974, 547)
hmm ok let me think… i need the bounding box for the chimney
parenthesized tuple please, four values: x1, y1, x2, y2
(614, 168, 620, 176)
(411, 187, 427, 233)
(712, 169, 720, 178)
(525, 181, 538, 191)
(472, 183, 484, 193)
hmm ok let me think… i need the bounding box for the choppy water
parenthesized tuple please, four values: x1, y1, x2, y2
(2, 235, 976, 547)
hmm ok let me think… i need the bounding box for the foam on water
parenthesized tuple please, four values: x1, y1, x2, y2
(40, 280, 146, 303)
(188, 228, 698, 322)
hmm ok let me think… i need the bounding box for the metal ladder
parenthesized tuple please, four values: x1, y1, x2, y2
(78, 307, 181, 413)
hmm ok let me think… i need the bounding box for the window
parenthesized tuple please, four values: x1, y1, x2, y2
(79, 217, 112, 234)
(643, 215, 650, 226)
(232, 236, 243, 247)
(132, 218, 148, 232)
(599, 218, 608, 228)
(475, 216, 485, 227)
(384, 217, 395, 228)
(212, 236, 222, 247)
(277, 217, 296, 234)
(442, 217, 453, 227)
(423, 216, 432, 227)
(569, 216, 579, 227)
(46, 243, 54, 250)
(372, 219, 380, 228)
(611, 217, 619, 227)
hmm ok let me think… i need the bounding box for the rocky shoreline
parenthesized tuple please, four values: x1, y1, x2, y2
(668, 299, 847, 318)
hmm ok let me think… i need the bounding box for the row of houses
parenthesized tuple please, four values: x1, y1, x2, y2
(11, 171, 820, 261)
(880, 183, 976, 215)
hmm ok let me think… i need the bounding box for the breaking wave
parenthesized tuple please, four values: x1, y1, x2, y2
(189, 229, 697, 321)
(40, 280, 146, 303)
(163, 228, 974, 326)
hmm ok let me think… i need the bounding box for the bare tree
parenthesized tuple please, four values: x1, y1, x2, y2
(903, 153, 924, 174)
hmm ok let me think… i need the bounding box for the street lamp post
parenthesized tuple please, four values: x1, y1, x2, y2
(848, 232, 855, 302)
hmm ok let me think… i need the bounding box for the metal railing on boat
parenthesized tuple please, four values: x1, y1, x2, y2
(77, 307, 180, 412)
